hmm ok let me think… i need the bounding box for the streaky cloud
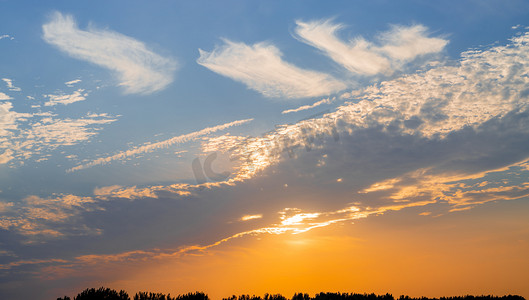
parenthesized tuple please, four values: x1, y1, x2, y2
(197, 40, 346, 99)
(240, 214, 263, 221)
(282, 97, 334, 114)
(42, 12, 177, 95)
(68, 118, 254, 172)
(65, 79, 82, 86)
(294, 19, 448, 75)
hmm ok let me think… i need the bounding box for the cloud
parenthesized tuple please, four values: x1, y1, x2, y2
(21, 113, 116, 147)
(3, 28, 529, 294)
(0, 149, 14, 164)
(1, 104, 117, 165)
(0, 102, 31, 164)
(42, 12, 177, 94)
(197, 40, 347, 99)
(93, 184, 191, 200)
(0, 92, 12, 100)
(0, 194, 102, 240)
(64, 79, 81, 86)
(282, 97, 334, 114)
(240, 214, 263, 221)
(359, 159, 529, 212)
(294, 20, 447, 75)
(200, 30, 529, 189)
(68, 118, 254, 172)
(0, 34, 14, 40)
(2, 78, 21, 92)
(44, 89, 87, 106)
(0, 76, 118, 166)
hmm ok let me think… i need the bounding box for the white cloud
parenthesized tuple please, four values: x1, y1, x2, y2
(68, 118, 254, 172)
(201, 31, 529, 181)
(65, 79, 81, 86)
(0, 102, 31, 164)
(1, 105, 117, 165)
(42, 12, 177, 95)
(197, 40, 347, 99)
(0, 75, 118, 166)
(282, 97, 334, 114)
(0, 34, 14, 40)
(294, 20, 447, 75)
(21, 113, 117, 149)
(377, 24, 448, 61)
(2, 78, 21, 92)
(0, 92, 12, 100)
(44, 89, 87, 106)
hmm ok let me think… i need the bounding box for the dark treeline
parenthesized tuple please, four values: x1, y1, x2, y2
(56, 287, 208, 300)
(56, 287, 526, 300)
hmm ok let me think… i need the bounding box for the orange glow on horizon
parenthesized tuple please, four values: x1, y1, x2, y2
(104, 201, 529, 299)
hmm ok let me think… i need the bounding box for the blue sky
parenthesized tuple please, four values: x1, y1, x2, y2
(2, 1, 529, 299)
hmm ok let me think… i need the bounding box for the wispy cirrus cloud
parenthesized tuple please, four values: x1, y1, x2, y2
(240, 214, 263, 221)
(282, 97, 334, 114)
(68, 118, 253, 172)
(64, 79, 81, 86)
(294, 20, 448, 76)
(42, 12, 177, 95)
(197, 40, 347, 99)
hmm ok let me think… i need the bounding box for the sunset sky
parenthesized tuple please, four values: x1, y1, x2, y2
(1, 1, 529, 299)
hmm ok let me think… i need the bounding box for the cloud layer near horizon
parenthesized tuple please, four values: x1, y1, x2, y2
(42, 12, 177, 95)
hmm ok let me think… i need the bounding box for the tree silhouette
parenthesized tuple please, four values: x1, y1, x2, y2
(292, 293, 311, 300)
(134, 291, 169, 300)
(57, 287, 526, 300)
(174, 291, 210, 300)
(71, 287, 130, 300)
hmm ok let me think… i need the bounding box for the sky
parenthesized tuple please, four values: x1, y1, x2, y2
(1, 1, 529, 299)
